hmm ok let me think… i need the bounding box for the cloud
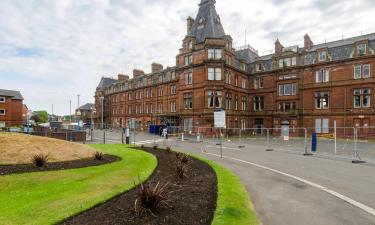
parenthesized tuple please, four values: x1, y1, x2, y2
(0, 0, 374, 115)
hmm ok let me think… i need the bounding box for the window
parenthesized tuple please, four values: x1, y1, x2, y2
(234, 95, 238, 110)
(158, 103, 163, 113)
(354, 65, 362, 79)
(188, 41, 193, 50)
(319, 51, 327, 61)
(208, 49, 222, 59)
(354, 89, 371, 108)
(254, 97, 264, 111)
(254, 77, 264, 89)
(255, 64, 263, 72)
(241, 97, 247, 111)
(170, 101, 176, 112)
(184, 55, 193, 66)
(279, 57, 297, 68)
(150, 104, 153, 113)
(315, 92, 330, 109)
(184, 93, 193, 109)
(357, 44, 367, 55)
(128, 93, 132, 101)
(225, 72, 232, 84)
(158, 87, 163, 97)
(355, 64, 371, 79)
(225, 93, 232, 110)
(208, 68, 222, 80)
(170, 85, 177, 95)
(278, 83, 297, 96)
(0, 97, 4, 103)
(235, 76, 238, 86)
(363, 64, 371, 78)
(278, 102, 297, 112)
(225, 55, 232, 65)
(0, 121, 5, 128)
(150, 89, 154, 98)
(315, 118, 329, 133)
(128, 106, 132, 114)
(242, 79, 246, 89)
(207, 91, 222, 108)
(315, 69, 330, 83)
(0, 109, 5, 115)
(185, 72, 193, 85)
(146, 89, 150, 98)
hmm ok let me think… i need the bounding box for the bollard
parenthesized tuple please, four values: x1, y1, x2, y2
(103, 130, 106, 144)
(311, 133, 317, 153)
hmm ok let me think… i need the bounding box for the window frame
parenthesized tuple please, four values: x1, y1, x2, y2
(0, 109, 5, 116)
(0, 97, 5, 103)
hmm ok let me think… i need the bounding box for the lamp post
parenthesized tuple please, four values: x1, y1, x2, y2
(100, 96, 104, 129)
(77, 94, 81, 131)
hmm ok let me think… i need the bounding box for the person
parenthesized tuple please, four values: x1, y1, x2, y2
(162, 127, 168, 139)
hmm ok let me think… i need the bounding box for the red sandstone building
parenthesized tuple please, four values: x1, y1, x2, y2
(0, 89, 24, 128)
(95, 0, 375, 134)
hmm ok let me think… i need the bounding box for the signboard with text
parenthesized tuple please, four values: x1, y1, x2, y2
(214, 110, 226, 128)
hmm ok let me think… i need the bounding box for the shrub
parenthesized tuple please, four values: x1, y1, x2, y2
(140, 144, 145, 149)
(176, 161, 188, 179)
(153, 145, 158, 150)
(134, 181, 170, 215)
(166, 146, 172, 153)
(94, 151, 104, 161)
(175, 152, 189, 164)
(32, 154, 49, 168)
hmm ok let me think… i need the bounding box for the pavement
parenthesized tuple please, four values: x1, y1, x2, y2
(89, 130, 375, 225)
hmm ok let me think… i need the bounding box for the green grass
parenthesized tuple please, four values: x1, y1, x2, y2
(193, 155, 260, 225)
(0, 144, 157, 225)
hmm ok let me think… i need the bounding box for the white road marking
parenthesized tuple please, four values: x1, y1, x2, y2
(135, 139, 165, 145)
(206, 145, 242, 151)
(203, 151, 375, 217)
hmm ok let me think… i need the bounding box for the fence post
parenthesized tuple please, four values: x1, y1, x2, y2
(334, 121, 337, 155)
(352, 127, 365, 163)
(103, 130, 106, 144)
(121, 129, 124, 144)
(266, 129, 270, 145)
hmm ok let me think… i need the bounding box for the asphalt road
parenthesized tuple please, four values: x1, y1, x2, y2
(89, 130, 375, 225)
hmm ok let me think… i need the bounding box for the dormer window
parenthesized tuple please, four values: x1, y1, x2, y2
(0, 96, 5, 103)
(184, 55, 193, 66)
(357, 44, 367, 56)
(198, 17, 205, 30)
(188, 41, 193, 50)
(319, 51, 327, 62)
(256, 64, 263, 72)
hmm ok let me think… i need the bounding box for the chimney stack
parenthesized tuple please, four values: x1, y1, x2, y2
(118, 74, 129, 81)
(275, 39, 284, 55)
(133, 69, 144, 78)
(187, 17, 194, 35)
(304, 34, 313, 50)
(151, 63, 164, 73)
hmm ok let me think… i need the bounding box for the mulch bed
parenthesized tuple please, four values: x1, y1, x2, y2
(60, 147, 218, 225)
(0, 155, 120, 175)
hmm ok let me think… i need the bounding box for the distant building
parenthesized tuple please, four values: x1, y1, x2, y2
(76, 103, 95, 124)
(95, 0, 375, 133)
(0, 89, 24, 128)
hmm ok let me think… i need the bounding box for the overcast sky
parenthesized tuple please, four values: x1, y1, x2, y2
(1, 0, 375, 115)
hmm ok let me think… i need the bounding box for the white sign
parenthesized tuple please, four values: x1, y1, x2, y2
(214, 110, 226, 128)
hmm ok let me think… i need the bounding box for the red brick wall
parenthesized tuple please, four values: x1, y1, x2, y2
(0, 97, 23, 127)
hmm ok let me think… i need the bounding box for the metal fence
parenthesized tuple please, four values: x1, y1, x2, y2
(199, 126, 374, 164)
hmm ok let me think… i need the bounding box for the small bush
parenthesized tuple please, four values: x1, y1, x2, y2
(134, 181, 170, 215)
(176, 152, 189, 164)
(176, 161, 188, 179)
(140, 144, 145, 149)
(32, 154, 49, 168)
(94, 151, 104, 161)
(153, 145, 158, 150)
(166, 146, 172, 153)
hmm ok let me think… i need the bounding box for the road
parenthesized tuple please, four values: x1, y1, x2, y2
(89, 130, 375, 225)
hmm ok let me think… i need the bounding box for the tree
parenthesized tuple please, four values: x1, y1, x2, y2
(35, 111, 48, 123)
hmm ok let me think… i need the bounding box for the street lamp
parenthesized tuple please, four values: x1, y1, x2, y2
(100, 96, 104, 129)
(77, 94, 81, 131)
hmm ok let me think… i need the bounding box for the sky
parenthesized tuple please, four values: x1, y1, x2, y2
(1, 0, 375, 115)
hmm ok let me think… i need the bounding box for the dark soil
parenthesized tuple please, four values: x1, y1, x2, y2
(60, 147, 218, 225)
(0, 155, 120, 175)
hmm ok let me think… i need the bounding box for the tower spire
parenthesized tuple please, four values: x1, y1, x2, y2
(189, 0, 225, 43)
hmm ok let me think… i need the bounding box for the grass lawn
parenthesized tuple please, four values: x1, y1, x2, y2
(194, 155, 260, 225)
(0, 145, 157, 225)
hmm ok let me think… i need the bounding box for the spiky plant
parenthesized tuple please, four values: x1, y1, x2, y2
(134, 181, 170, 215)
(94, 151, 104, 161)
(32, 154, 49, 168)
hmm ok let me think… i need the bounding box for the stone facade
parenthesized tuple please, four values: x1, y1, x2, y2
(95, 0, 375, 134)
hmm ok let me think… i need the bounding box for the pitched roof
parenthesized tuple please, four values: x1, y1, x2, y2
(78, 103, 95, 111)
(0, 89, 24, 100)
(309, 33, 375, 51)
(97, 77, 117, 89)
(189, 0, 225, 43)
